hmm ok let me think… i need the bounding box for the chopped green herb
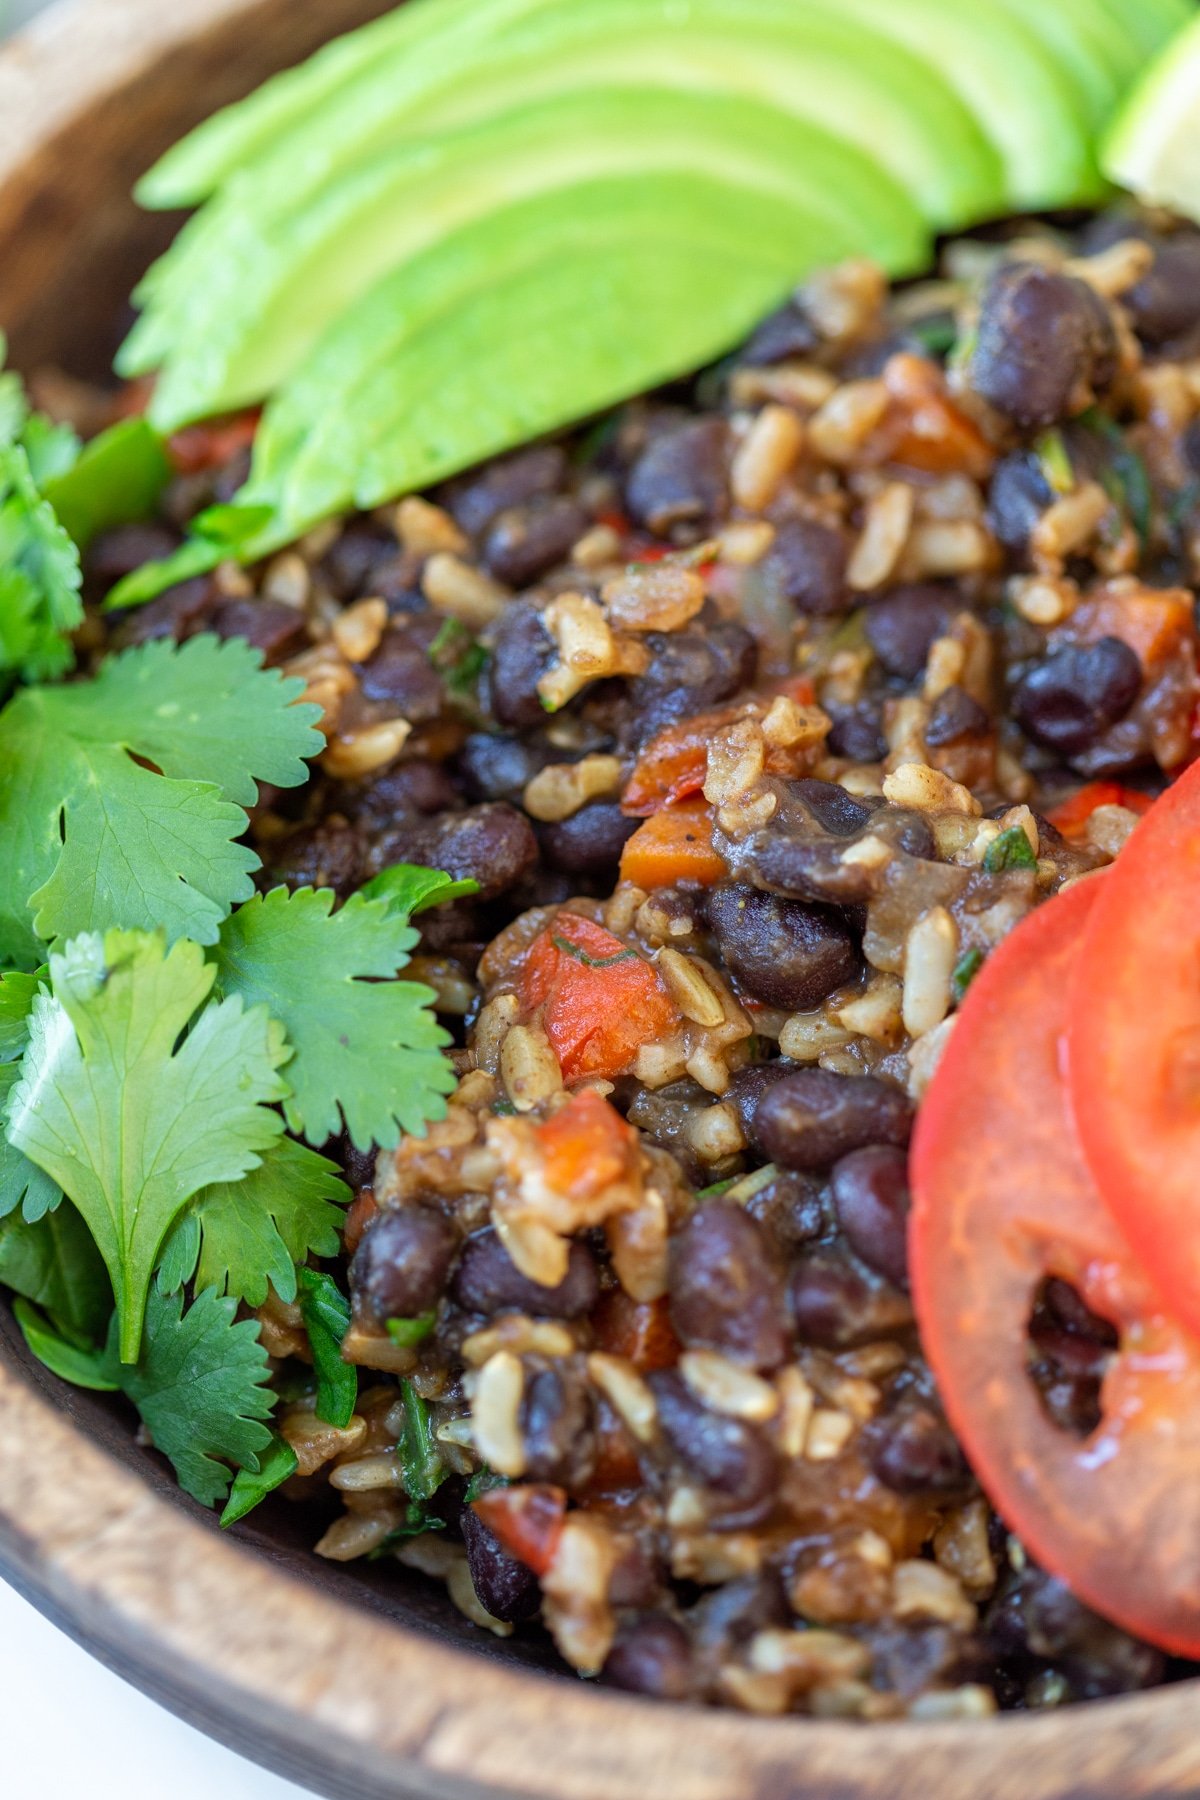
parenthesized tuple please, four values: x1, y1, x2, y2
(296, 1266, 357, 1428)
(1034, 427, 1074, 496)
(904, 312, 959, 357)
(551, 934, 638, 969)
(397, 1376, 446, 1504)
(361, 862, 481, 917)
(1080, 408, 1153, 547)
(983, 826, 1038, 873)
(368, 1500, 447, 1555)
(952, 947, 985, 1002)
(694, 1176, 737, 1200)
(0, 634, 321, 967)
(427, 617, 489, 695)
(220, 1432, 299, 1527)
(112, 1284, 276, 1507)
(464, 1465, 508, 1504)
(6, 928, 289, 1361)
(213, 885, 455, 1152)
(387, 1312, 437, 1347)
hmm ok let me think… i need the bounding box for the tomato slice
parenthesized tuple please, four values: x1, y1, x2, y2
(911, 879, 1200, 1656)
(1066, 762, 1200, 1337)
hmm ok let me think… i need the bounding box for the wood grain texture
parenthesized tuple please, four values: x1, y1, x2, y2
(0, 4, 1199, 1796)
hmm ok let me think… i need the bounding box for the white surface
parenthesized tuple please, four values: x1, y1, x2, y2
(0, 23, 306, 1800)
(0, 1574, 313, 1797)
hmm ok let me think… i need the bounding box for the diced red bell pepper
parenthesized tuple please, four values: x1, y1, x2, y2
(471, 1484, 567, 1577)
(535, 1090, 636, 1202)
(519, 914, 679, 1082)
(1047, 781, 1154, 842)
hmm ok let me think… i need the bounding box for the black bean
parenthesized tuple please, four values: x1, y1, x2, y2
(603, 1614, 694, 1700)
(987, 1567, 1165, 1698)
(456, 732, 548, 804)
(350, 1207, 457, 1322)
(357, 624, 446, 719)
(792, 778, 878, 837)
(1124, 232, 1200, 346)
(989, 450, 1054, 559)
(925, 685, 990, 749)
(443, 445, 568, 537)
(624, 619, 756, 745)
(726, 1063, 795, 1140)
(367, 803, 538, 901)
(538, 803, 638, 878)
(831, 1145, 911, 1288)
(349, 759, 462, 829)
(340, 1139, 376, 1190)
(788, 1253, 886, 1349)
(825, 700, 887, 763)
(744, 1168, 825, 1254)
(740, 300, 818, 366)
(452, 1227, 599, 1319)
(206, 598, 309, 664)
(1184, 419, 1200, 477)
(706, 885, 858, 1012)
(88, 522, 181, 586)
(111, 575, 217, 647)
(752, 1069, 912, 1171)
(270, 818, 365, 900)
(520, 1359, 596, 1487)
(686, 1572, 788, 1657)
(668, 1201, 789, 1370)
(624, 1081, 710, 1182)
(868, 1401, 970, 1494)
(969, 261, 1117, 429)
(760, 517, 850, 616)
(363, 551, 427, 615)
(725, 790, 935, 908)
(482, 494, 589, 588)
(460, 1506, 541, 1623)
(625, 416, 729, 535)
(488, 601, 556, 729)
(321, 520, 396, 601)
(865, 584, 954, 681)
(649, 1370, 779, 1528)
(1013, 636, 1142, 758)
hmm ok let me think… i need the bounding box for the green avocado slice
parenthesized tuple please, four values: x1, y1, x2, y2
(990, 0, 1149, 126)
(137, 87, 927, 432)
(1088, 0, 1192, 63)
(124, 0, 1002, 360)
(235, 173, 845, 538)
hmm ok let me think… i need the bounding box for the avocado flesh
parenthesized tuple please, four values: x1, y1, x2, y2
(126, 0, 1004, 344)
(239, 174, 831, 537)
(1089, 0, 1191, 63)
(990, 0, 1147, 126)
(140, 88, 927, 431)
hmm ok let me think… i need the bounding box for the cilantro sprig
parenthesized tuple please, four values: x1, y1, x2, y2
(0, 634, 322, 967)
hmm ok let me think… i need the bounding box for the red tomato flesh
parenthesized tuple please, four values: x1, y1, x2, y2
(518, 913, 679, 1082)
(1066, 761, 1200, 1338)
(911, 879, 1200, 1657)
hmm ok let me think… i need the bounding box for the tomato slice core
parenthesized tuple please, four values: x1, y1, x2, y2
(1066, 761, 1200, 1337)
(911, 879, 1200, 1657)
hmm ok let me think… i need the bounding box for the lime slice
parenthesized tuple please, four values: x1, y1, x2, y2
(1103, 12, 1200, 220)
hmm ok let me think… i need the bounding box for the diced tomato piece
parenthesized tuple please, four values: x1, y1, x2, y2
(622, 681, 816, 818)
(536, 1090, 636, 1201)
(1070, 584, 1193, 669)
(1046, 781, 1154, 841)
(341, 1189, 378, 1255)
(911, 877, 1200, 1657)
(585, 1395, 644, 1494)
(1067, 761, 1200, 1337)
(168, 409, 260, 475)
(519, 913, 679, 1082)
(591, 1291, 681, 1371)
(472, 1485, 566, 1578)
(620, 802, 727, 890)
(881, 352, 995, 480)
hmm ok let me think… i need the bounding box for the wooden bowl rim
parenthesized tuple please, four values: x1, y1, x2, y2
(0, 5, 1198, 1796)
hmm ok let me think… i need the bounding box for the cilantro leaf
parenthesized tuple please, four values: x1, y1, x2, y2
(0, 634, 322, 966)
(112, 1285, 276, 1507)
(983, 826, 1038, 873)
(160, 1136, 349, 1307)
(361, 863, 481, 918)
(13, 1299, 119, 1392)
(5, 928, 290, 1361)
(0, 1202, 111, 1343)
(213, 886, 454, 1152)
(0, 443, 83, 686)
(397, 1376, 445, 1504)
(296, 1266, 357, 1428)
(43, 418, 170, 552)
(0, 1066, 61, 1223)
(220, 1431, 298, 1527)
(0, 966, 44, 1061)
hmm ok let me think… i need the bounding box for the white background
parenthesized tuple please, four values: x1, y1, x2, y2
(0, 3, 315, 1794)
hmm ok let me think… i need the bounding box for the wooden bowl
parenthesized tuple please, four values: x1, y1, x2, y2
(0, 6, 1196, 1796)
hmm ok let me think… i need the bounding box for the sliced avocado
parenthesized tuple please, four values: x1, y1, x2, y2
(140, 87, 928, 431)
(240, 173, 846, 538)
(831, 0, 1099, 210)
(990, 0, 1147, 127)
(125, 0, 1004, 352)
(1089, 0, 1192, 64)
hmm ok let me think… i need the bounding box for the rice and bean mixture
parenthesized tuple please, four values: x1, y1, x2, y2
(82, 208, 1200, 1716)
